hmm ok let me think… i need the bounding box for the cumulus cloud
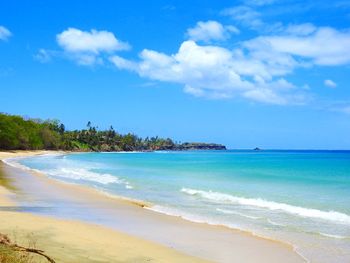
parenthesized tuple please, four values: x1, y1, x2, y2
(244, 26, 350, 65)
(106, 18, 350, 105)
(186, 20, 239, 42)
(57, 28, 130, 53)
(324, 79, 337, 88)
(56, 28, 130, 65)
(110, 40, 307, 104)
(0, 26, 12, 41)
(44, 18, 349, 107)
(223, 5, 350, 66)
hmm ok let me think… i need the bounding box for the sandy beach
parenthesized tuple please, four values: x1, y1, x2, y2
(0, 151, 305, 263)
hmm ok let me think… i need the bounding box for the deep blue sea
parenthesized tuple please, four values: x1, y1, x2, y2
(16, 150, 350, 262)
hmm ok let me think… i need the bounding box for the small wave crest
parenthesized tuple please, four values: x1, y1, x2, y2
(148, 205, 245, 231)
(216, 208, 287, 226)
(3, 158, 40, 172)
(46, 167, 131, 187)
(267, 219, 286, 227)
(148, 205, 210, 224)
(318, 232, 349, 239)
(3, 157, 132, 189)
(216, 208, 262, 220)
(181, 188, 350, 225)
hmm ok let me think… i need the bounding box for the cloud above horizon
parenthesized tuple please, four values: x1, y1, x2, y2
(243, 0, 277, 6)
(186, 20, 239, 42)
(324, 79, 337, 88)
(245, 26, 350, 66)
(108, 15, 350, 105)
(110, 39, 308, 105)
(221, 6, 269, 30)
(35, 4, 350, 107)
(55, 28, 130, 65)
(0, 26, 12, 41)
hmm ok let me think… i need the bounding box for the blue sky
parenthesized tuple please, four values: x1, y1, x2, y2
(1, 0, 350, 149)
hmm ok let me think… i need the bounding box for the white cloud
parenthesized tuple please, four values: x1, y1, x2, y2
(324, 79, 337, 88)
(218, 13, 350, 68)
(285, 23, 317, 36)
(186, 20, 239, 42)
(243, 88, 287, 105)
(109, 55, 137, 71)
(244, 0, 277, 6)
(56, 28, 130, 65)
(0, 26, 12, 41)
(73, 53, 103, 66)
(110, 40, 306, 104)
(34, 49, 52, 63)
(57, 28, 130, 53)
(223, 6, 314, 35)
(106, 19, 350, 105)
(245, 26, 350, 65)
(222, 6, 264, 29)
(47, 20, 348, 107)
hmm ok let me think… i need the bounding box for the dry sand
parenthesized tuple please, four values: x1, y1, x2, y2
(0, 151, 305, 262)
(0, 209, 206, 263)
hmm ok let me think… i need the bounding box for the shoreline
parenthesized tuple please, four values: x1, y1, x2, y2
(0, 150, 305, 262)
(0, 151, 206, 262)
(2, 151, 285, 243)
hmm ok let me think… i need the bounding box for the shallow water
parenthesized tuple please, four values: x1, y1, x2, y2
(11, 150, 350, 262)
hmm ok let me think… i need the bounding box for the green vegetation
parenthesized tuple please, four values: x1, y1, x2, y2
(0, 113, 226, 151)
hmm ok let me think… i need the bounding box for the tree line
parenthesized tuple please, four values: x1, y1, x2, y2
(0, 113, 176, 151)
(0, 113, 226, 151)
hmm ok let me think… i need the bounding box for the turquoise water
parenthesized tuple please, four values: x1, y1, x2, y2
(16, 151, 350, 262)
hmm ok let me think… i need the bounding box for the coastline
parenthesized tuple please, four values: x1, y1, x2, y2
(0, 151, 205, 262)
(0, 151, 305, 262)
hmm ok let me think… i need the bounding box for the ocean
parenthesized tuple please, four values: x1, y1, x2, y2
(14, 150, 350, 262)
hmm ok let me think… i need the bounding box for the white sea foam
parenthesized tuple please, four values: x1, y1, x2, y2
(181, 188, 350, 225)
(267, 219, 287, 227)
(148, 205, 243, 230)
(125, 184, 134, 189)
(148, 205, 211, 224)
(318, 232, 348, 239)
(216, 208, 262, 220)
(3, 157, 132, 188)
(3, 158, 38, 171)
(216, 208, 287, 226)
(45, 167, 120, 185)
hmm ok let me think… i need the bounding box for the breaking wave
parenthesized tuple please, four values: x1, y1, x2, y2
(45, 167, 122, 185)
(3, 157, 132, 189)
(181, 188, 350, 225)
